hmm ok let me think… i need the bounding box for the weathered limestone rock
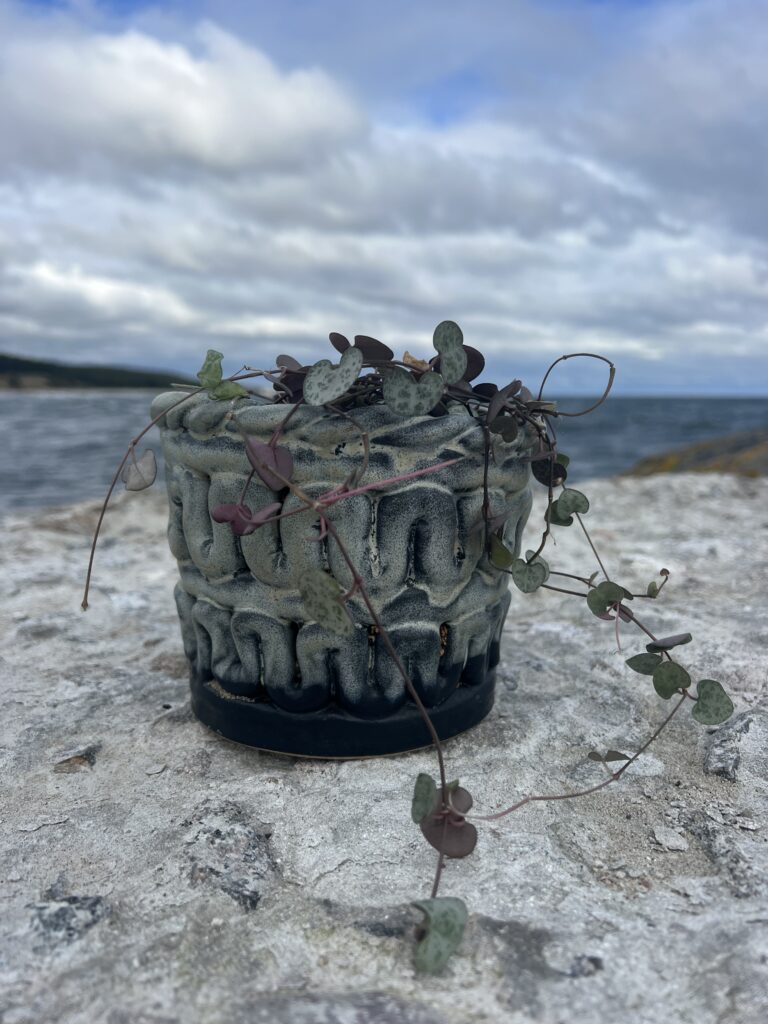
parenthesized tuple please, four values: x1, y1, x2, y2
(1, 473, 766, 1023)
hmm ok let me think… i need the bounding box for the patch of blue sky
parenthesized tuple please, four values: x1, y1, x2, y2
(406, 67, 500, 126)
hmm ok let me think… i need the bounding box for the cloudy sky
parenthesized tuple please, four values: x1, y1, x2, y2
(1, 0, 766, 394)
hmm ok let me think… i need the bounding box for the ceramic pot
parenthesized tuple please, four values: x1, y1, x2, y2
(150, 391, 534, 757)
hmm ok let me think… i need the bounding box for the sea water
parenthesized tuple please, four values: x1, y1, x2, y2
(0, 390, 766, 516)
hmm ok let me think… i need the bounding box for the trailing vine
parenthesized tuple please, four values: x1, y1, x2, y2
(81, 321, 735, 974)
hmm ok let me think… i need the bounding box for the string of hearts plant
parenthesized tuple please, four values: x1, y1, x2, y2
(81, 321, 735, 974)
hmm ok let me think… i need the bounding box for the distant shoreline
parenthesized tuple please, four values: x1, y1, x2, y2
(0, 352, 194, 390)
(626, 427, 768, 477)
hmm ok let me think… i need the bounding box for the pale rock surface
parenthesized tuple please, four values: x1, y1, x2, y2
(0, 473, 766, 1024)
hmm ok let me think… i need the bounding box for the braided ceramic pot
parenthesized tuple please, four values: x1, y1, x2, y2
(151, 391, 534, 757)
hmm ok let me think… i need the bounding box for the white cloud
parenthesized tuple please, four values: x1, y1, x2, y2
(0, 0, 765, 393)
(0, 19, 365, 174)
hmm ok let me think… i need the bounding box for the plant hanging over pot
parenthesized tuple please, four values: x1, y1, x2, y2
(81, 320, 735, 974)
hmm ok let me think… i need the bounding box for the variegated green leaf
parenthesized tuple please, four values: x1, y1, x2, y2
(510, 557, 548, 593)
(432, 320, 467, 384)
(298, 569, 354, 636)
(412, 897, 468, 974)
(381, 366, 444, 417)
(652, 661, 691, 699)
(411, 774, 438, 824)
(303, 347, 363, 405)
(556, 488, 590, 517)
(692, 679, 734, 725)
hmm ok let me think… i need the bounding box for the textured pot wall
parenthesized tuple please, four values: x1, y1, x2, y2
(151, 392, 534, 721)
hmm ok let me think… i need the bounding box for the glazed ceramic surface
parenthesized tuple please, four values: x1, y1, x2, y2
(151, 391, 534, 755)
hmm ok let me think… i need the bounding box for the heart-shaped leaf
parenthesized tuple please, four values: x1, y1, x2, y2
(212, 502, 259, 536)
(532, 458, 568, 487)
(472, 382, 498, 399)
(411, 774, 438, 824)
(412, 897, 468, 974)
(626, 653, 663, 676)
(461, 345, 485, 382)
(692, 679, 734, 725)
(487, 380, 522, 423)
(556, 488, 590, 517)
(303, 347, 363, 406)
(556, 453, 571, 469)
(329, 332, 350, 353)
(647, 581, 659, 598)
(420, 794, 477, 858)
(510, 557, 548, 593)
(432, 320, 467, 384)
(489, 534, 514, 569)
(586, 581, 625, 617)
(354, 334, 394, 361)
(447, 785, 473, 815)
(545, 502, 573, 527)
(646, 633, 692, 653)
(122, 449, 157, 491)
(381, 366, 444, 417)
(277, 353, 302, 370)
(245, 439, 294, 490)
(488, 415, 519, 442)
(298, 569, 354, 636)
(652, 661, 691, 699)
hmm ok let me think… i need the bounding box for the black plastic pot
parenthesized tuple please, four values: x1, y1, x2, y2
(151, 391, 533, 757)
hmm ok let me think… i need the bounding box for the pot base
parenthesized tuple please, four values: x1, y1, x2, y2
(189, 669, 496, 759)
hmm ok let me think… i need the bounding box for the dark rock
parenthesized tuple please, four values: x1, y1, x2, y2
(568, 955, 604, 977)
(184, 801, 276, 911)
(29, 891, 111, 948)
(704, 712, 753, 782)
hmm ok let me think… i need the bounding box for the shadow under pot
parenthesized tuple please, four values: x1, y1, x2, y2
(151, 391, 534, 758)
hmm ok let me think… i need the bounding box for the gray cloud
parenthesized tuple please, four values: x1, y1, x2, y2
(0, 0, 766, 393)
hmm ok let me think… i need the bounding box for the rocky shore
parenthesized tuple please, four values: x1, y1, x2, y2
(1, 474, 766, 1024)
(628, 428, 768, 476)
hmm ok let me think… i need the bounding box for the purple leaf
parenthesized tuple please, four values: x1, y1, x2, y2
(245, 440, 294, 490)
(211, 503, 257, 535)
(645, 632, 693, 653)
(419, 786, 477, 858)
(276, 354, 302, 371)
(462, 345, 485, 382)
(353, 334, 394, 361)
(329, 332, 350, 353)
(420, 813, 478, 859)
(487, 380, 522, 423)
(275, 370, 306, 400)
